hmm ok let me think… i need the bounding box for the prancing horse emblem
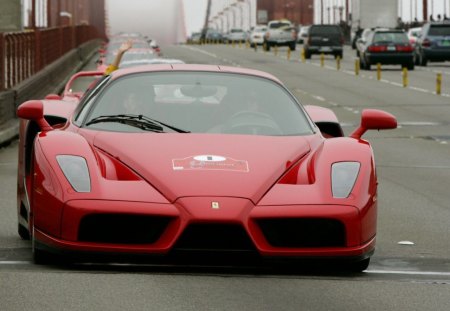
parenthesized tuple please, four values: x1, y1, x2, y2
(211, 202, 220, 209)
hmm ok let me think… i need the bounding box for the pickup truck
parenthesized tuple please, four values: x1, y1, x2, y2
(263, 19, 297, 51)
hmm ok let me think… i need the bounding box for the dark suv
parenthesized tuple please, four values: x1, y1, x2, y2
(303, 25, 344, 59)
(358, 29, 414, 70)
(415, 22, 450, 66)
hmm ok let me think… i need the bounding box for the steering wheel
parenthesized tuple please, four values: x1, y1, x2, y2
(223, 111, 283, 135)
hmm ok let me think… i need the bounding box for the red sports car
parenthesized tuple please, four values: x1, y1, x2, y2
(16, 64, 397, 271)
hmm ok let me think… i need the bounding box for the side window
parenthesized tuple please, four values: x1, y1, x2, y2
(73, 76, 111, 126)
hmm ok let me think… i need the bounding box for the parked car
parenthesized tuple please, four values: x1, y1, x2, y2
(249, 25, 268, 47)
(351, 27, 364, 49)
(355, 28, 388, 57)
(206, 29, 224, 43)
(415, 22, 450, 66)
(297, 25, 310, 44)
(263, 19, 297, 51)
(16, 64, 396, 271)
(407, 27, 422, 45)
(358, 29, 415, 70)
(226, 28, 247, 43)
(188, 32, 202, 44)
(303, 24, 344, 59)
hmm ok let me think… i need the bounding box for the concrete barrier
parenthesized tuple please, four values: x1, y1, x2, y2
(0, 39, 101, 146)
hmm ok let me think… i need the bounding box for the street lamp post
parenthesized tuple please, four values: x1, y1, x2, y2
(237, 0, 252, 30)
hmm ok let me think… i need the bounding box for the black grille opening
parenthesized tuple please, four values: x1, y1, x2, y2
(78, 214, 171, 244)
(174, 223, 256, 251)
(257, 218, 346, 248)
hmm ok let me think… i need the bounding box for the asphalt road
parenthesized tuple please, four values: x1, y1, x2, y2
(0, 44, 449, 310)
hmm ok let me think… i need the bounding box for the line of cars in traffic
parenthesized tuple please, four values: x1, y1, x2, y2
(188, 19, 450, 72)
(354, 21, 450, 70)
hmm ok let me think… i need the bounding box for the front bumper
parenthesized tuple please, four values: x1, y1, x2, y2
(34, 198, 376, 261)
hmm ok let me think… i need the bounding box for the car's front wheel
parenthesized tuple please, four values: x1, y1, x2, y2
(346, 258, 370, 272)
(289, 42, 296, 51)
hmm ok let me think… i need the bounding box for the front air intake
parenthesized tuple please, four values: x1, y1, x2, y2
(257, 218, 346, 248)
(78, 214, 171, 244)
(174, 223, 256, 251)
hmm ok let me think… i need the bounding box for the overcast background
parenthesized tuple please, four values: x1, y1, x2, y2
(107, 0, 207, 44)
(106, 0, 448, 44)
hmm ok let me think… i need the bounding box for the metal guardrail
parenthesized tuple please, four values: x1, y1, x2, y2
(0, 25, 97, 91)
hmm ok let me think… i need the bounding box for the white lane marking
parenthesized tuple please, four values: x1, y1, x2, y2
(312, 95, 325, 102)
(181, 45, 218, 58)
(0, 261, 31, 265)
(0, 260, 449, 278)
(366, 270, 450, 277)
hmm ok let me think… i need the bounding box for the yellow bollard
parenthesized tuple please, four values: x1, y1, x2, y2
(377, 63, 382, 80)
(320, 53, 325, 67)
(355, 59, 360, 75)
(263, 43, 267, 52)
(436, 73, 442, 95)
(246, 41, 250, 49)
(274, 45, 278, 56)
(301, 49, 305, 63)
(402, 67, 408, 88)
(287, 48, 291, 60)
(336, 56, 341, 70)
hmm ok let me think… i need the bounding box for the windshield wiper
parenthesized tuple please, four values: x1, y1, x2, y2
(85, 114, 190, 133)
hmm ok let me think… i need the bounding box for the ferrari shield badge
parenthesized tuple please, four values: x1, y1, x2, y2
(211, 202, 220, 209)
(172, 155, 249, 172)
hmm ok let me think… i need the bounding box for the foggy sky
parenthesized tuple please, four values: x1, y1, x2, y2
(107, 0, 207, 44)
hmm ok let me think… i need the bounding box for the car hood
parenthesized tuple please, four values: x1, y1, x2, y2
(93, 133, 311, 203)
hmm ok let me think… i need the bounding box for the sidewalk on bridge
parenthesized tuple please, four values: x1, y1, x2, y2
(0, 40, 101, 147)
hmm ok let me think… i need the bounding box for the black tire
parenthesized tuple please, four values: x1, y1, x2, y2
(346, 258, 370, 272)
(31, 223, 58, 265)
(18, 223, 30, 240)
(420, 52, 428, 66)
(334, 52, 343, 59)
(356, 50, 360, 57)
(414, 52, 420, 65)
(289, 42, 296, 51)
(407, 62, 415, 70)
(304, 50, 311, 59)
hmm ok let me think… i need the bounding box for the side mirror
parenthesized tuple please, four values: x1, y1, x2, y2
(17, 100, 53, 131)
(350, 109, 397, 139)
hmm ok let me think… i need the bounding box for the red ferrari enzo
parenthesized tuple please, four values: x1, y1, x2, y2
(16, 64, 397, 271)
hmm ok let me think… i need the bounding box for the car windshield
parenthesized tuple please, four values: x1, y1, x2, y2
(428, 25, 450, 36)
(270, 22, 291, 29)
(254, 26, 267, 32)
(310, 26, 341, 35)
(373, 32, 409, 43)
(83, 72, 314, 136)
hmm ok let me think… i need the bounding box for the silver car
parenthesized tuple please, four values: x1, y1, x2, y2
(249, 25, 268, 47)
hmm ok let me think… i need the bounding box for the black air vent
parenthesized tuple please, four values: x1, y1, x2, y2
(257, 218, 346, 248)
(79, 214, 171, 244)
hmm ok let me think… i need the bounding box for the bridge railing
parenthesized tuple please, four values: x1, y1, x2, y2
(0, 25, 98, 91)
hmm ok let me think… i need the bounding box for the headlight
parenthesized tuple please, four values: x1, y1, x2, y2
(56, 155, 91, 192)
(331, 162, 360, 198)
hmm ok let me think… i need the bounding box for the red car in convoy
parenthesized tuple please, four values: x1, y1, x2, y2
(16, 64, 397, 271)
